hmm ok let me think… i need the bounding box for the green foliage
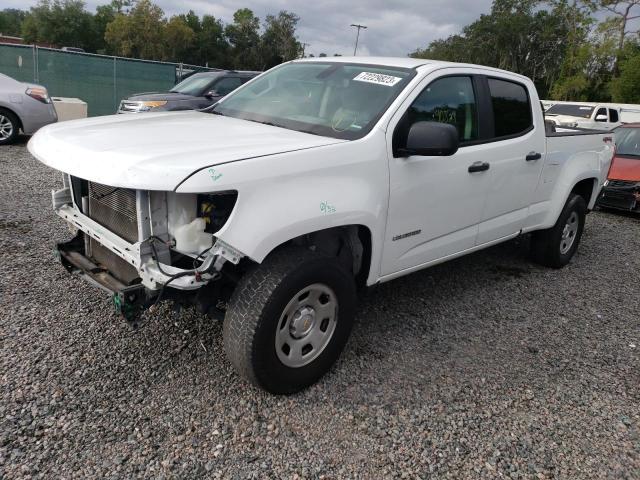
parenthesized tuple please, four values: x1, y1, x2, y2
(412, 0, 640, 102)
(104, 0, 165, 59)
(610, 42, 640, 102)
(10, 0, 302, 71)
(225, 8, 262, 69)
(22, 0, 96, 50)
(260, 11, 301, 69)
(0, 9, 27, 36)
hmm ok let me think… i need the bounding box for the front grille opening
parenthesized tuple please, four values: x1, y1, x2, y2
(88, 181, 138, 243)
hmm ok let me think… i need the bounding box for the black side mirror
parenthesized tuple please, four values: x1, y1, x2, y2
(398, 121, 460, 157)
(204, 90, 219, 99)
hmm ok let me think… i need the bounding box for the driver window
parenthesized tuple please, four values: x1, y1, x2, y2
(407, 76, 478, 142)
(213, 77, 242, 96)
(595, 107, 608, 122)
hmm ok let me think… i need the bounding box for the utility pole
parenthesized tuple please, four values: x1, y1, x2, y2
(350, 24, 367, 56)
(300, 42, 310, 58)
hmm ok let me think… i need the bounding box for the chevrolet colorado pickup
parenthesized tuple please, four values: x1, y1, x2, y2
(28, 57, 614, 394)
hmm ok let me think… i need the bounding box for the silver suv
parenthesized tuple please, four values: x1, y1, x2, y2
(0, 73, 57, 145)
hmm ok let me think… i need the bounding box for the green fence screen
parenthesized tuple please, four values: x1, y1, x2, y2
(0, 43, 214, 116)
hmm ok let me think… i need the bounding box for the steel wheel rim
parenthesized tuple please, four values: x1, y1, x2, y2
(560, 211, 579, 254)
(0, 115, 13, 140)
(275, 283, 338, 368)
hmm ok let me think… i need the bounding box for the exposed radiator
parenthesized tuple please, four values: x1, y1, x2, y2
(88, 182, 138, 243)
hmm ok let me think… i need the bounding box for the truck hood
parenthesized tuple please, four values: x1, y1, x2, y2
(28, 111, 345, 190)
(608, 155, 640, 181)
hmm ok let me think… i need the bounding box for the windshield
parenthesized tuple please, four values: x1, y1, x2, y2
(615, 127, 640, 157)
(171, 73, 220, 96)
(546, 104, 594, 118)
(212, 62, 415, 140)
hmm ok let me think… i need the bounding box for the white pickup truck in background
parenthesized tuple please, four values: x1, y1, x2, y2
(544, 100, 640, 130)
(28, 57, 614, 394)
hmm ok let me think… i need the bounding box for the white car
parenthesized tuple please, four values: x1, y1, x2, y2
(545, 101, 640, 130)
(28, 57, 614, 394)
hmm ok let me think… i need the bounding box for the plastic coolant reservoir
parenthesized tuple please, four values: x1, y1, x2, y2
(173, 218, 213, 254)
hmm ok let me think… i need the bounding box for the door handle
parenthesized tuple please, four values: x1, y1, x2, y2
(468, 161, 490, 173)
(526, 152, 542, 161)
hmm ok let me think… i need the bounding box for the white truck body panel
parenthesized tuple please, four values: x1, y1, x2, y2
(28, 111, 344, 191)
(29, 57, 614, 289)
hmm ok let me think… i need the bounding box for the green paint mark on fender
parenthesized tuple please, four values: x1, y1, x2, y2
(208, 168, 223, 182)
(320, 201, 336, 214)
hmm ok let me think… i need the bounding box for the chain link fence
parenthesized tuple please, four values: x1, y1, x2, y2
(0, 43, 216, 116)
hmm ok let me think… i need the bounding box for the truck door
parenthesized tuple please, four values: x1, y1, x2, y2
(475, 77, 546, 245)
(382, 72, 490, 276)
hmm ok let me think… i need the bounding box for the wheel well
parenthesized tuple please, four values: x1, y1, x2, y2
(571, 178, 597, 208)
(0, 106, 23, 131)
(273, 225, 372, 288)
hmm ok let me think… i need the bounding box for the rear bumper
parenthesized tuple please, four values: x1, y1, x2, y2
(21, 103, 58, 134)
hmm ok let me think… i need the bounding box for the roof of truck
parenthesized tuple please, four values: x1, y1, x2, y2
(294, 56, 531, 81)
(296, 56, 433, 69)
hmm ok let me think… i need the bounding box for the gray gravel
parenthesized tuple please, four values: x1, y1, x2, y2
(1, 138, 639, 479)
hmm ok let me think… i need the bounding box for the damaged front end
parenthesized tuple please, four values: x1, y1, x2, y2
(52, 174, 244, 326)
(597, 179, 640, 212)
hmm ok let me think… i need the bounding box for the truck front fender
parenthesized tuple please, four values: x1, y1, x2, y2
(175, 136, 389, 283)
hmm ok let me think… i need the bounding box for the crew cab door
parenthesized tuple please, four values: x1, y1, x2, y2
(381, 72, 490, 276)
(474, 77, 546, 244)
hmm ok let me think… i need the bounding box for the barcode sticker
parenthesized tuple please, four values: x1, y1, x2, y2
(353, 72, 403, 87)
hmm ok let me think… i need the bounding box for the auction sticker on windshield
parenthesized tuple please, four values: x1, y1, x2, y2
(353, 72, 403, 86)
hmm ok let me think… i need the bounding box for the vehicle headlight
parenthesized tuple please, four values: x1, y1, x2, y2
(138, 100, 167, 111)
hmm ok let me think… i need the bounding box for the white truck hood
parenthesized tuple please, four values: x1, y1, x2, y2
(28, 111, 344, 190)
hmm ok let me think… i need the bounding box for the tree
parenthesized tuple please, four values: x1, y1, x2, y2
(225, 8, 261, 69)
(610, 42, 640, 101)
(163, 16, 195, 62)
(0, 9, 27, 37)
(198, 15, 231, 68)
(22, 0, 97, 50)
(94, 1, 134, 53)
(587, 0, 640, 72)
(412, 0, 577, 97)
(104, 0, 165, 59)
(260, 11, 301, 69)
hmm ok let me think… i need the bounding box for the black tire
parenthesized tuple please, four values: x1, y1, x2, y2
(223, 246, 357, 394)
(531, 193, 587, 268)
(0, 109, 20, 145)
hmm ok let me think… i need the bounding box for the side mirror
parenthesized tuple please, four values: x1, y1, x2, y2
(398, 121, 460, 157)
(204, 90, 219, 99)
(595, 114, 608, 122)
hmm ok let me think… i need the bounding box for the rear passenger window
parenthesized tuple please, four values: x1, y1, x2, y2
(488, 78, 532, 137)
(609, 109, 619, 123)
(406, 76, 478, 142)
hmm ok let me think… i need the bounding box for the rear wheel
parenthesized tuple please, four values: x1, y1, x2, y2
(531, 193, 586, 268)
(0, 109, 19, 145)
(223, 247, 357, 394)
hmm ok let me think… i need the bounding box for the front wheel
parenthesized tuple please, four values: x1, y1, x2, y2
(223, 247, 357, 394)
(531, 193, 587, 268)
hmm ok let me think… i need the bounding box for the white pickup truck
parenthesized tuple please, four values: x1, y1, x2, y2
(29, 57, 614, 394)
(544, 101, 640, 130)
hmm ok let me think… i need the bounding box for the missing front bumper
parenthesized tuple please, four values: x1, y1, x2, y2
(56, 233, 154, 325)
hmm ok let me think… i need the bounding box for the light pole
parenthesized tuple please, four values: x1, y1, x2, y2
(300, 42, 310, 58)
(350, 24, 367, 56)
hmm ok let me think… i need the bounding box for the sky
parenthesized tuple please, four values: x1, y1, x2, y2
(4, 0, 495, 57)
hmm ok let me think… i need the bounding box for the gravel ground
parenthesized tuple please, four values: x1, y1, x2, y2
(1, 138, 639, 479)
